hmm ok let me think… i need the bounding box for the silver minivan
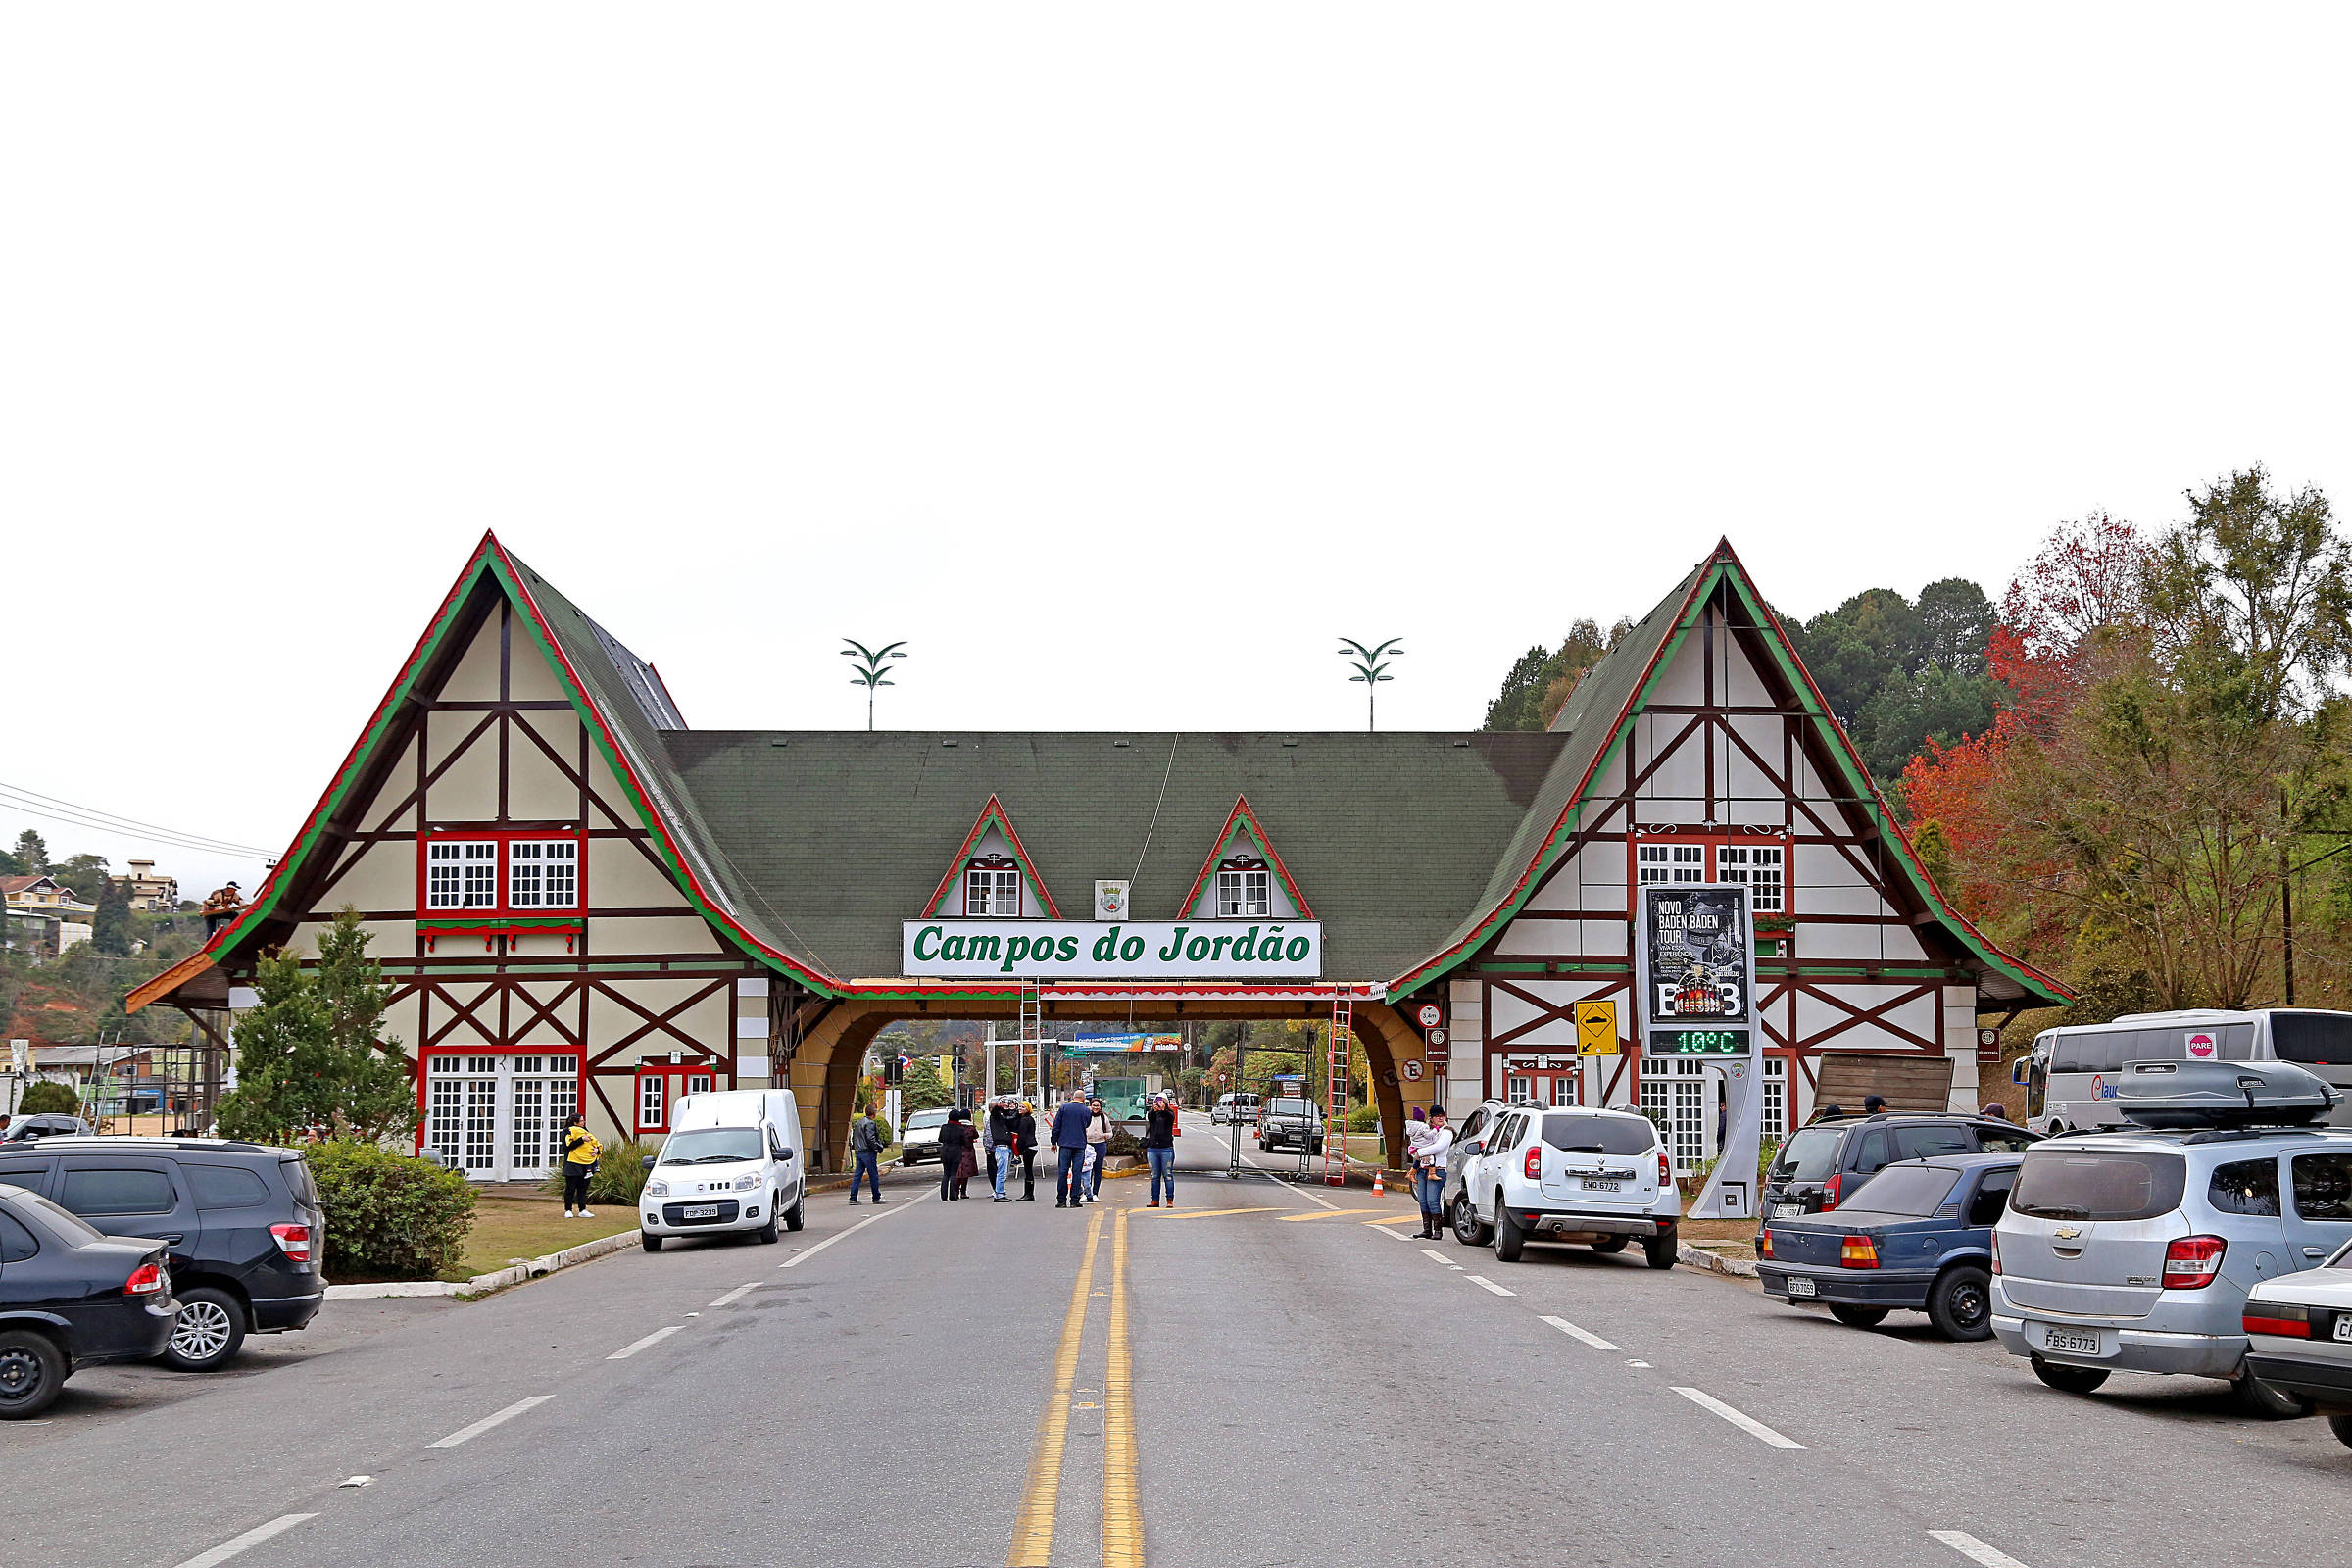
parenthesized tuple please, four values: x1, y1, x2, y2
(2015, 1008, 2352, 1136)
(1992, 1117, 2352, 1414)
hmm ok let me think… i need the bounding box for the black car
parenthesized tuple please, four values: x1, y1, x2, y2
(0, 1138, 325, 1373)
(1756, 1113, 2036, 1246)
(2, 1116, 93, 1144)
(0, 1187, 177, 1417)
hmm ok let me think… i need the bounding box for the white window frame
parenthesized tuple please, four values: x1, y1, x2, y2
(1217, 867, 1272, 918)
(639, 1073, 665, 1132)
(508, 839, 580, 910)
(1761, 1055, 1788, 1141)
(426, 840, 500, 910)
(1718, 842, 1786, 913)
(965, 866, 1021, 917)
(1637, 843, 1705, 885)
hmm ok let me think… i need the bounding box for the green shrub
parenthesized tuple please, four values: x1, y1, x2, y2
(18, 1081, 79, 1117)
(539, 1138, 657, 1205)
(307, 1141, 476, 1280)
(1345, 1102, 1380, 1133)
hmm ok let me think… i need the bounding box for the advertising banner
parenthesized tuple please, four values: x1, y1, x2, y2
(903, 920, 1322, 979)
(1633, 883, 1761, 1221)
(1066, 1031, 1185, 1054)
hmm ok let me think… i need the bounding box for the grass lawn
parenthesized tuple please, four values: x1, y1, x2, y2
(457, 1191, 639, 1279)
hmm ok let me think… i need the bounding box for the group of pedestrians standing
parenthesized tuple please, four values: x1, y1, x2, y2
(986, 1097, 1041, 1201)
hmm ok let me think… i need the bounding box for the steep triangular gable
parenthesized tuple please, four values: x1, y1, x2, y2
(1389, 540, 2070, 1008)
(919, 795, 1061, 919)
(130, 534, 838, 1013)
(1177, 796, 1314, 919)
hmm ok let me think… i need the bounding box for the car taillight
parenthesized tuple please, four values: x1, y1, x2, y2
(1758, 1230, 1775, 1260)
(1989, 1232, 2001, 1275)
(125, 1261, 164, 1295)
(1657, 1151, 1671, 1188)
(1822, 1173, 1843, 1210)
(270, 1223, 314, 1263)
(2245, 1305, 2312, 1339)
(1524, 1145, 1543, 1181)
(2163, 1235, 2226, 1290)
(1839, 1235, 1880, 1268)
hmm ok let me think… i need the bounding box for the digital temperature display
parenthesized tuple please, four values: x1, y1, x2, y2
(1650, 1029, 1750, 1056)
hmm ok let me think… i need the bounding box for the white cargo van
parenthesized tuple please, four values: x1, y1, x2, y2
(2015, 1008, 2352, 1135)
(638, 1088, 806, 1250)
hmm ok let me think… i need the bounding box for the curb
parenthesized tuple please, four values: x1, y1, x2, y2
(1678, 1241, 1761, 1279)
(325, 1227, 642, 1300)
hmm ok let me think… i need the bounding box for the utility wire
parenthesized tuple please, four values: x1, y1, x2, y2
(0, 779, 272, 855)
(0, 781, 273, 860)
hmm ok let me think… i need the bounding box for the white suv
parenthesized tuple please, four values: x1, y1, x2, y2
(1454, 1104, 1681, 1269)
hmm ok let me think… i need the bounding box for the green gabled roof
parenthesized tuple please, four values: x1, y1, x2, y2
(1388, 541, 2070, 1008)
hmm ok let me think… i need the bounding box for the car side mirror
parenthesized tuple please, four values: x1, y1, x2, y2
(2010, 1057, 2028, 1087)
(778, 1148, 794, 1160)
(640, 1154, 656, 1170)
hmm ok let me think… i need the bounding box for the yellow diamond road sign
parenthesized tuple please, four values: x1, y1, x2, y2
(1575, 1001, 1620, 1055)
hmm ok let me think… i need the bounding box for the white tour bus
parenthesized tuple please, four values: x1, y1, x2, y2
(2014, 1007, 2352, 1135)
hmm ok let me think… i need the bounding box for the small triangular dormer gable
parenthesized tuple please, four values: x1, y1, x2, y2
(1180, 797, 1313, 921)
(922, 795, 1060, 919)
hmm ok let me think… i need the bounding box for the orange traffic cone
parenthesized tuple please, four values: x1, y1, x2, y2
(1372, 1168, 1385, 1196)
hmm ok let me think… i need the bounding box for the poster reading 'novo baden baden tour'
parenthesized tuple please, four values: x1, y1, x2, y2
(1638, 884, 1753, 1027)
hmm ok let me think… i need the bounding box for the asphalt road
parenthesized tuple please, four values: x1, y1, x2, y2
(8, 1129, 2349, 1568)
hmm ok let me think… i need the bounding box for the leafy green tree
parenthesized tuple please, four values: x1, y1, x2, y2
(10, 830, 49, 874)
(1481, 618, 1632, 731)
(50, 854, 110, 904)
(896, 1054, 953, 1113)
(18, 1081, 79, 1116)
(216, 909, 417, 1144)
(91, 876, 132, 956)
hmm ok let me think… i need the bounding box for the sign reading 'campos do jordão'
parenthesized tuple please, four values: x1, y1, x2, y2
(902, 920, 1323, 979)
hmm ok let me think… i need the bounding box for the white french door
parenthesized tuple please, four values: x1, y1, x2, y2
(425, 1053, 581, 1181)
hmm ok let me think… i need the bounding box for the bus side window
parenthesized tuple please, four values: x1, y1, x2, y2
(2218, 1023, 2256, 1061)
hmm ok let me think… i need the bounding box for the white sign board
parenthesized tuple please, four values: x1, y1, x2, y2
(904, 920, 1321, 980)
(1094, 880, 1131, 919)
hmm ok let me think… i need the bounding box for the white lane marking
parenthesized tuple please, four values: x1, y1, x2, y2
(426, 1395, 554, 1447)
(171, 1514, 318, 1568)
(338, 1476, 371, 1488)
(1626, 1359, 1651, 1367)
(1418, 1248, 1450, 1264)
(1464, 1274, 1516, 1297)
(1540, 1314, 1619, 1351)
(607, 1325, 683, 1360)
(710, 1281, 763, 1307)
(779, 1190, 928, 1268)
(1367, 1219, 1420, 1238)
(1929, 1531, 2034, 1568)
(1670, 1387, 1805, 1450)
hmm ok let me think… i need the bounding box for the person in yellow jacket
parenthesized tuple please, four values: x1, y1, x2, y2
(562, 1112, 601, 1218)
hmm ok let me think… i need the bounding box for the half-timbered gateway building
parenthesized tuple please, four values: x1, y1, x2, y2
(129, 535, 2066, 1179)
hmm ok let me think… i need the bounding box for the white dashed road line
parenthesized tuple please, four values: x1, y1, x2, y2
(1929, 1531, 2034, 1568)
(608, 1325, 684, 1360)
(779, 1190, 928, 1269)
(1540, 1314, 1619, 1351)
(1418, 1248, 1463, 1269)
(1463, 1274, 1516, 1297)
(426, 1395, 553, 1448)
(171, 1513, 318, 1568)
(710, 1281, 763, 1307)
(1670, 1387, 1805, 1450)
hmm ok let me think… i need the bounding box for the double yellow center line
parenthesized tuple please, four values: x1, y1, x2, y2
(1008, 1202, 1142, 1568)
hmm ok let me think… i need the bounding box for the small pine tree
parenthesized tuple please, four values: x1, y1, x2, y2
(216, 909, 418, 1145)
(91, 876, 132, 956)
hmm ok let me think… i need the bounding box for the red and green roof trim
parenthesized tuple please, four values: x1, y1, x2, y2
(1385, 540, 2070, 1009)
(919, 794, 1062, 919)
(1176, 795, 1314, 920)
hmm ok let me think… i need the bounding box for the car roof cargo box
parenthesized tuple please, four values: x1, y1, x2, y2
(2116, 1059, 2340, 1129)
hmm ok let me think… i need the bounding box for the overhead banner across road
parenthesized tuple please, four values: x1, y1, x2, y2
(903, 920, 1323, 979)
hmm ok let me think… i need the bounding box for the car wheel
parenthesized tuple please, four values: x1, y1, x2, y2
(2234, 1370, 2313, 1419)
(2028, 1354, 2108, 1395)
(785, 1192, 807, 1232)
(641, 1232, 662, 1252)
(1591, 1237, 1629, 1254)
(1926, 1265, 1993, 1341)
(0, 1329, 66, 1419)
(1829, 1303, 1889, 1329)
(1452, 1194, 1493, 1248)
(163, 1287, 246, 1373)
(758, 1198, 780, 1244)
(1494, 1203, 1528, 1263)
(1642, 1233, 1678, 1270)
(2329, 1412, 2352, 1450)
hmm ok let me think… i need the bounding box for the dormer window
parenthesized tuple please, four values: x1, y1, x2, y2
(965, 858, 1021, 917)
(426, 841, 500, 909)
(1217, 858, 1272, 918)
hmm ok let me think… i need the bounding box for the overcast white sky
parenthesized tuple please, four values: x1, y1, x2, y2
(6, 7, 2350, 901)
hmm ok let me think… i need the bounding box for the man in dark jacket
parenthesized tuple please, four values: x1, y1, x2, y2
(1015, 1101, 1040, 1200)
(849, 1105, 887, 1204)
(987, 1098, 1020, 1202)
(1051, 1092, 1093, 1207)
(936, 1109, 977, 1202)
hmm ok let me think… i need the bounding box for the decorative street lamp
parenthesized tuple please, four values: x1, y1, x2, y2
(841, 639, 907, 730)
(1337, 637, 1403, 731)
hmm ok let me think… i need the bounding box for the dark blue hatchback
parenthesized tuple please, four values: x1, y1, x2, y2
(1757, 1153, 2020, 1341)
